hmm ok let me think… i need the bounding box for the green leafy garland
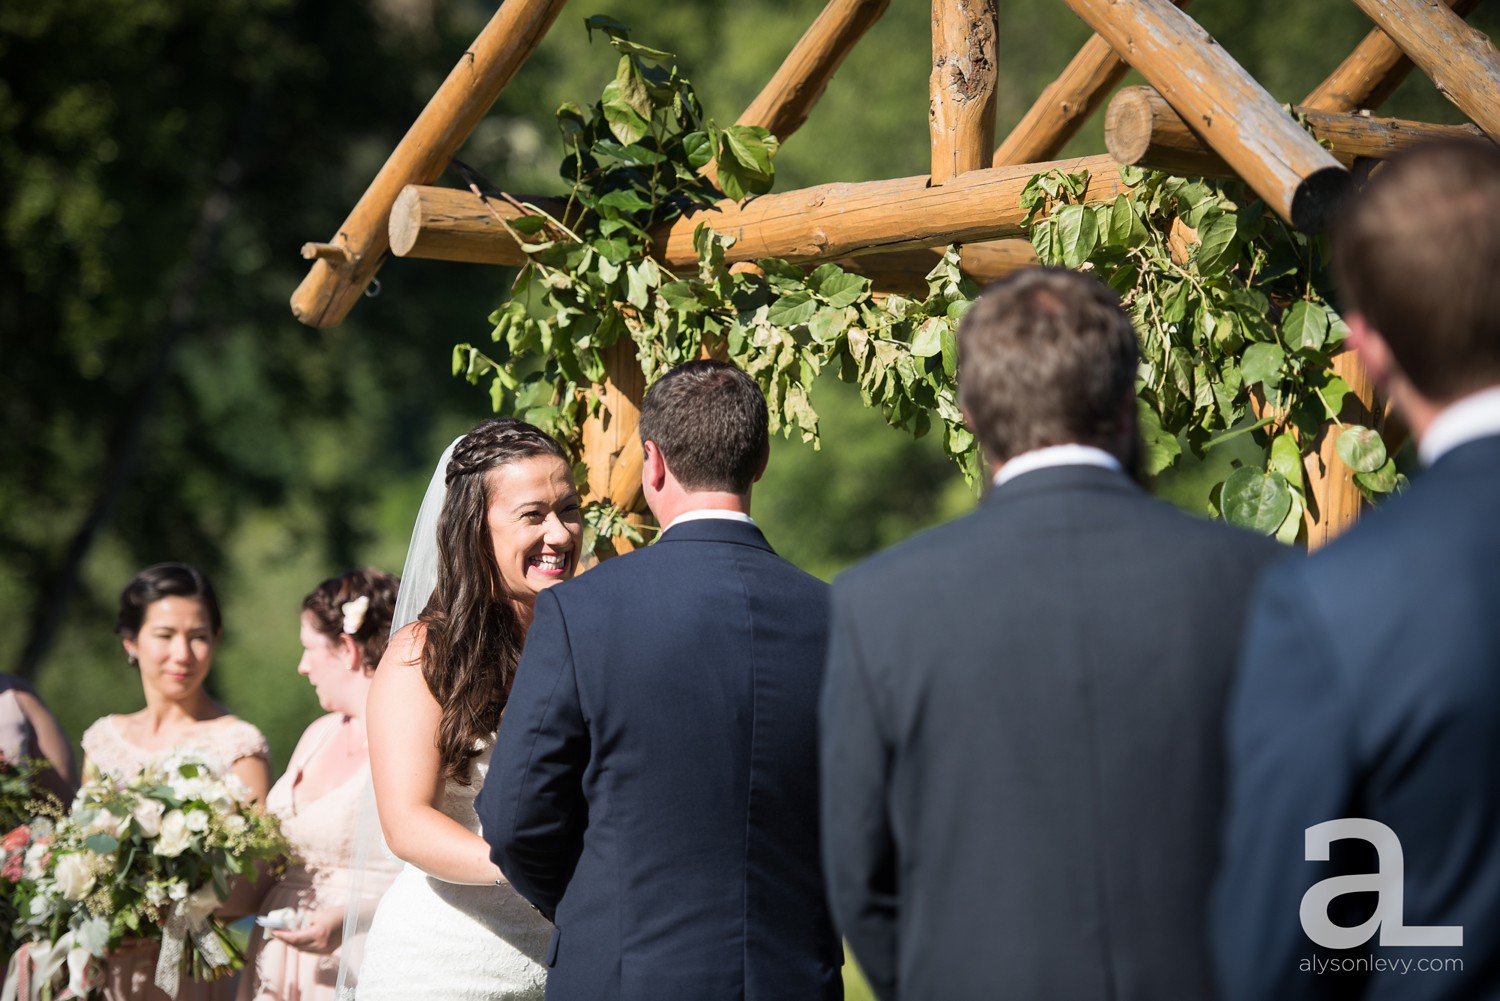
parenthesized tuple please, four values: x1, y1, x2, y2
(455, 19, 1395, 546)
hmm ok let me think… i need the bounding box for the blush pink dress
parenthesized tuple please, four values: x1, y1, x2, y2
(81, 714, 271, 1001)
(238, 714, 383, 1001)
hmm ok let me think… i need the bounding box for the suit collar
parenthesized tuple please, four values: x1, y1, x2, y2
(1423, 432, 1500, 479)
(983, 462, 1141, 507)
(656, 517, 775, 553)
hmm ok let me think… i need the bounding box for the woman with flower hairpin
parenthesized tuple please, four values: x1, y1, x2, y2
(82, 562, 273, 1000)
(238, 568, 400, 1001)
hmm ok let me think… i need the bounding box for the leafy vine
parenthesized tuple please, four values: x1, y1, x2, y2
(454, 18, 1395, 547)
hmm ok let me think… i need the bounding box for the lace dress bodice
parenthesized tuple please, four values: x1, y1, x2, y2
(82, 714, 269, 781)
(353, 740, 550, 1000)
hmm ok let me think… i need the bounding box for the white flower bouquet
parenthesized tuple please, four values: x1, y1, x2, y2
(2, 752, 286, 999)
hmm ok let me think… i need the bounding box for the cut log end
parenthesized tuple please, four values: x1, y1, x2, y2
(389, 186, 425, 258)
(1103, 85, 1159, 165)
(1290, 166, 1356, 234)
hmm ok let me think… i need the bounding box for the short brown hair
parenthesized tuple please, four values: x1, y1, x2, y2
(302, 567, 400, 673)
(638, 360, 769, 493)
(1333, 140, 1500, 402)
(958, 268, 1139, 465)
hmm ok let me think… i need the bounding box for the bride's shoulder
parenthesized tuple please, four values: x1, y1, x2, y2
(382, 621, 428, 668)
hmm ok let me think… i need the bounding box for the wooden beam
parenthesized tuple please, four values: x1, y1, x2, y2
(1105, 85, 1491, 178)
(289, 0, 569, 329)
(930, 0, 999, 184)
(993, 0, 1190, 166)
(835, 241, 1037, 297)
(1303, 0, 1483, 113)
(1347, 0, 1500, 141)
(390, 155, 1124, 271)
(389, 187, 569, 266)
(1055, 0, 1349, 231)
(737, 0, 890, 141)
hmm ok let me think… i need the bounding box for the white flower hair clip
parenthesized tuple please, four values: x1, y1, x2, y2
(341, 594, 370, 635)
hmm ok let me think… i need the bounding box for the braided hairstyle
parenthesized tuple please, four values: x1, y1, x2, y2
(420, 417, 571, 784)
(302, 568, 400, 671)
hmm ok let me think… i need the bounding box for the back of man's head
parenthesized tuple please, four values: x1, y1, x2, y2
(1333, 140, 1500, 403)
(638, 359, 769, 494)
(958, 267, 1139, 466)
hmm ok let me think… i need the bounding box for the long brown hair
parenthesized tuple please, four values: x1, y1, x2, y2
(420, 417, 570, 784)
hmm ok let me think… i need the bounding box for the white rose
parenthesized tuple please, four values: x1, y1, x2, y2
(23, 842, 49, 879)
(221, 815, 247, 837)
(184, 809, 210, 833)
(86, 808, 123, 837)
(221, 774, 251, 804)
(167, 880, 188, 901)
(145, 881, 169, 907)
(54, 854, 96, 901)
(154, 810, 192, 857)
(133, 799, 165, 838)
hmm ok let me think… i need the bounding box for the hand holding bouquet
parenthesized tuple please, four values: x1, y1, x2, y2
(3, 751, 286, 999)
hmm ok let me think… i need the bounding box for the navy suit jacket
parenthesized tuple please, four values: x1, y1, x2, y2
(820, 465, 1282, 1001)
(477, 518, 842, 1001)
(1214, 434, 1500, 1000)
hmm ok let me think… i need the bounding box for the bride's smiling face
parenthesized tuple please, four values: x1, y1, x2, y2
(485, 454, 582, 606)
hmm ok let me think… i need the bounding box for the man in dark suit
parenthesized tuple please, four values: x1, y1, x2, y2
(478, 360, 842, 1001)
(1213, 141, 1500, 1000)
(819, 267, 1281, 1001)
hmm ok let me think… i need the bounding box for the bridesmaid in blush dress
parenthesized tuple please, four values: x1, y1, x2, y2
(81, 563, 272, 1001)
(237, 568, 399, 1001)
(0, 673, 75, 806)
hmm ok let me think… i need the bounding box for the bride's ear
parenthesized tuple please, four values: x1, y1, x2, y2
(337, 632, 362, 671)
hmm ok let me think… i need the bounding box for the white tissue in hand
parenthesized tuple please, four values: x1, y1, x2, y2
(256, 907, 303, 930)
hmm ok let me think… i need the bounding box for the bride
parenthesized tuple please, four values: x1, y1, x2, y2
(353, 417, 582, 1000)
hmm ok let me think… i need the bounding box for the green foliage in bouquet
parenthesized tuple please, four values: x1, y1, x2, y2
(4, 753, 287, 997)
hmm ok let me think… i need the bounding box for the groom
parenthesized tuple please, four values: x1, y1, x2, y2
(478, 360, 842, 1001)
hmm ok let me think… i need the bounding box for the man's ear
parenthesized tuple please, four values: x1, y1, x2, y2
(752, 448, 769, 485)
(1345, 312, 1394, 390)
(642, 440, 667, 491)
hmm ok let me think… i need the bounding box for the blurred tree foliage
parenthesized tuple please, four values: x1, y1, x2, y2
(2, 0, 1494, 766)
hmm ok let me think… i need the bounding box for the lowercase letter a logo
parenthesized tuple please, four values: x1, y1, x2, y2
(1299, 819, 1462, 949)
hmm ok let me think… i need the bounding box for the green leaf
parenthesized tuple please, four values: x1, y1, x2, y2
(811, 264, 868, 308)
(610, 37, 674, 61)
(717, 126, 777, 201)
(1053, 203, 1099, 268)
(1107, 196, 1147, 247)
(1221, 467, 1293, 535)
(1315, 373, 1351, 421)
(626, 261, 652, 309)
(1194, 214, 1238, 274)
(767, 291, 817, 328)
(1355, 456, 1398, 493)
(601, 68, 650, 146)
(1336, 425, 1387, 473)
(941, 326, 958, 379)
(1241, 342, 1284, 389)
(596, 188, 654, 215)
(1269, 432, 1304, 491)
(910, 318, 945, 358)
(1203, 416, 1274, 451)
(1138, 401, 1183, 476)
(584, 14, 631, 40)
(681, 131, 713, 169)
(1281, 300, 1329, 353)
(807, 307, 851, 344)
(1275, 494, 1304, 545)
(84, 833, 120, 854)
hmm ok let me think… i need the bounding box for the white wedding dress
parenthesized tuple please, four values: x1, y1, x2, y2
(353, 741, 551, 1000)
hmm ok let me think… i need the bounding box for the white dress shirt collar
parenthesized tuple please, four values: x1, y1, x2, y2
(1419, 384, 1500, 467)
(663, 509, 757, 532)
(992, 444, 1124, 489)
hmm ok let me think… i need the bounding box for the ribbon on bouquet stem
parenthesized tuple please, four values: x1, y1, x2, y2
(2, 936, 102, 1001)
(155, 886, 231, 998)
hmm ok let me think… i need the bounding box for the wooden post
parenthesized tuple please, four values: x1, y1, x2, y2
(390, 156, 1125, 271)
(579, 341, 652, 558)
(1347, 0, 1500, 141)
(1303, 0, 1483, 113)
(735, 0, 890, 142)
(289, 0, 569, 329)
(992, 0, 1191, 166)
(930, 0, 999, 184)
(1105, 86, 1491, 177)
(1302, 351, 1384, 548)
(1055, 0, 1350, 231)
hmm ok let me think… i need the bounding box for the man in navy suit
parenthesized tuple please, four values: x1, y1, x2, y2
(1213, 141, 1500, 1000)
(478, 360, 842, 1001)
(819, 268, 1281, 1000)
